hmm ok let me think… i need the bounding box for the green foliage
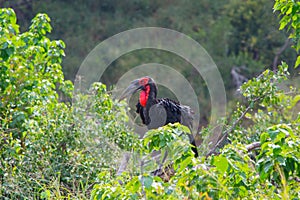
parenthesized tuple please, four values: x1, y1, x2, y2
(91, 1, 300, 197)
(0, 8, 135, 199)
(1, 2, 300, 199)
(91, 67, 300, 198)
(274, 0, 300, 68)
(258, 124, 300, 182)
(225, 0, 280, 63)
(91, 62, 300, 199)
(92, 123, 299, 199)
(73, 82, 138, 158)
(142, 124, 195, 172)
(5, 0, 295, 106)
(91, 124, 198, 200)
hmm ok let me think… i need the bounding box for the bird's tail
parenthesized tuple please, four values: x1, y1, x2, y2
(188, 134, 199, 157)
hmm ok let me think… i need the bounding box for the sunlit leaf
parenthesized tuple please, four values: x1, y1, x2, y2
(213, 155, 228, 174)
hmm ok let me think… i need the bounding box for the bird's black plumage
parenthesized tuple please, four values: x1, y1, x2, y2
(136, 98, 182, 128)
(120, 77, 198, 157)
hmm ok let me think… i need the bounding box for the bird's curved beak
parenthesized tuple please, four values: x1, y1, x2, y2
(119, 79, 142, 101)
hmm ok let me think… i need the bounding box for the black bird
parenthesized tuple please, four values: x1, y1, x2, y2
(119, 76, 198, 157)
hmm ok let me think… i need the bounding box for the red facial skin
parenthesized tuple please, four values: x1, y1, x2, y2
(139, 77, 150, 107)
(139, 85, 150, 107)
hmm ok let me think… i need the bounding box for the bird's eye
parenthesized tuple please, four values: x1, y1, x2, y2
(139, 78, 148, 86)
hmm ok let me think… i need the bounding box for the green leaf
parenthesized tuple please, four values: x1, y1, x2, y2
(276, 156, 286, 166)
(40, 190, 51, 199)
(268, 129, 279, 141)
(245, 113, 252, 119)
(294, 55, 300, 68)
(274, 130, 287, 143)
(143, 176, 153, 189)
(249, 101, 254, 108)
(292, 94, 300, 107)
(285, 5, 293, 15)
(272, 145, 282, 155)
(213, 155, 228, 174)
(260, 132, 269, 143)
(261, 141, 271, 152)
(279, 15, 290, 30)
(263, 161, 273, 174)
(159, 139, 166, 148)
(177, 156, 192, 172)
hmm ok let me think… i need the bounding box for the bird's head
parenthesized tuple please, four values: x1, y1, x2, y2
(119, 76, 157, 107)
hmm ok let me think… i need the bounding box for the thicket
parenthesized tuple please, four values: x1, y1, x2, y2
(0, 0, 300, 199)
(0, 8, 136, 198)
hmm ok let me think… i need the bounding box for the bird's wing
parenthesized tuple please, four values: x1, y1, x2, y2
(179, 105, 194, 131)
(179, 105, 198, 157)
(147, 103, 167, 129)
(157, 98, 181, 124)
(149, 98, 195, 134)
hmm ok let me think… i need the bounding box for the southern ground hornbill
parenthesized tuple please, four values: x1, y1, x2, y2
(119, 76, 199, 157)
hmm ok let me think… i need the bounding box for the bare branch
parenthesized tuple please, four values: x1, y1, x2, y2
(150, 163, 175, 182)
(206, 105, 251, 157)
(231, 66, 248, 89)
(246, 142, 261, 152)
(116, 152, 131, 176)
(272, 38, 291, 70)
(205, 86, 271, 158)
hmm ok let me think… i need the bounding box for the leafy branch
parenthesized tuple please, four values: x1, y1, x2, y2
(206, 92, 270, 157)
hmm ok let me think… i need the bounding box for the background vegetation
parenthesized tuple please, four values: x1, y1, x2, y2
(0, 0, 300, 199)
(3, 0, 298, 115)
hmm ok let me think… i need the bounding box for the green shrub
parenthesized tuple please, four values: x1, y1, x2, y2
(91, 66, 300, 199)
(0, 8, 136, 199)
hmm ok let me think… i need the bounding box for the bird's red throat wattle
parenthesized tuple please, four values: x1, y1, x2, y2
(139, 85, 150, 107)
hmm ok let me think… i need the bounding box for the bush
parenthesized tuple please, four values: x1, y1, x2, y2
(0, 8, 136, 199)
(91, 64, 300, 200)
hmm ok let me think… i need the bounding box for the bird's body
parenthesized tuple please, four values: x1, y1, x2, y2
(120, 76, 198, 157)
(136, 98, 191, 129)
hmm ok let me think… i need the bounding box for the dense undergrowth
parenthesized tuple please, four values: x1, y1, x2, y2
(0, 8, 136, 199)
(1, 0, 300, 199)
